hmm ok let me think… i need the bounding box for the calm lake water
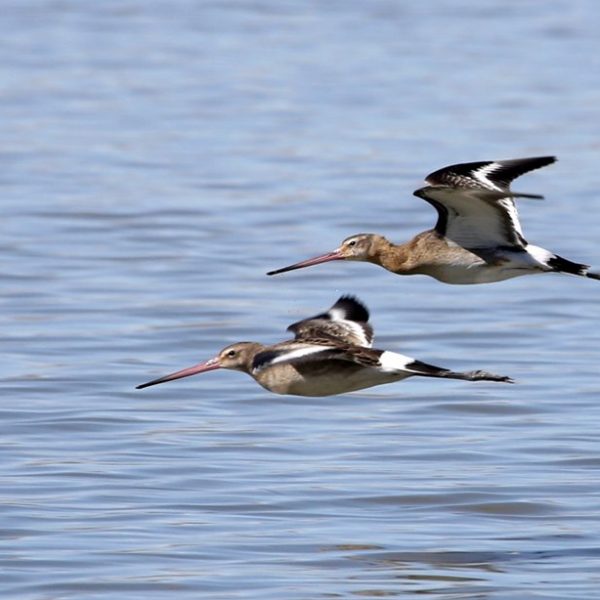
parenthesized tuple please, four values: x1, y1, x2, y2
(3, 1, 600, 598)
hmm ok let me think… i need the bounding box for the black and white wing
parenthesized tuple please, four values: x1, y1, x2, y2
(413, 156, 556, 249)
(251, 340, 381, 374)
(251, 296, 377, 374)
(286, 295, 374, 347)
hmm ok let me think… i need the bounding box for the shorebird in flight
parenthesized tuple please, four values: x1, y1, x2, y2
(137, 296, 512, 397)
(267, 156, 599, 284)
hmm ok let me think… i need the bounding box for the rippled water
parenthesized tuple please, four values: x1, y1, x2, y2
(3, 1, 600, 598)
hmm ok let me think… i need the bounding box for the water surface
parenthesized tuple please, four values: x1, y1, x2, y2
(3, 1, 600, 598)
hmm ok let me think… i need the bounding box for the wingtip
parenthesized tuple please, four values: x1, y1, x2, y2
(515, 155, 557, 172)
(331, 295, 370, 322)
(335, 293, 364, 306)
(538, 155, 557, 165)
(511, 192, 545, 200)
(522, 155, 556, 166)
(423, 155, 558, 190)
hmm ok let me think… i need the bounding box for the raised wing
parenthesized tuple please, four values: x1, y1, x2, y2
(413, 156, 556, 249)
(287, 295, 374, 347)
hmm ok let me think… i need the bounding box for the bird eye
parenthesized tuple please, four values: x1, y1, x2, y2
(347, 240, 357, 247)
(226, 349, 236, 358)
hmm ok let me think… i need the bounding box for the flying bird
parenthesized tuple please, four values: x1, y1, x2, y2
(137, 296, 512, 397)
(267, 156, 600, 284)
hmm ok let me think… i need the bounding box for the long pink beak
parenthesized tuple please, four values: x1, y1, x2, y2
(266, 250, 343, 276)
(136, 358, 220, 389)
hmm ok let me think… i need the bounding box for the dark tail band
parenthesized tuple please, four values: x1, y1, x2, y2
(547, 254, 599, 279)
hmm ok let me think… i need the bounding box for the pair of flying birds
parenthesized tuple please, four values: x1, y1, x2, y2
(138, 156, 598, 396)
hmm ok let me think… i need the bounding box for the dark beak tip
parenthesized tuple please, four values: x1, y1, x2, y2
(266, 266, 292, 276)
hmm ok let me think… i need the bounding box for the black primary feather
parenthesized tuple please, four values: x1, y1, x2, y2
(310, 295, 370, 323)
(424, 156, 556, 191)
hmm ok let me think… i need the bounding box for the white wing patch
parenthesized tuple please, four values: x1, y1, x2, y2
(422, 187, 524, 249)
(263, 345, 329, 368)
(341, 320, 372, 347)
(252, 344, 332, 373)
(328, 308, 347, 320)
(326, 308, 372, 347)
(497, 198, 524, 238)
(472, 163, 505, 191)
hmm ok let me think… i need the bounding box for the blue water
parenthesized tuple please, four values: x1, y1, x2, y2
(3, 1, 600, 598)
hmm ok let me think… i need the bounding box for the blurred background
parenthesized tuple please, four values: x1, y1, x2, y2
(2, 1, 600, 598)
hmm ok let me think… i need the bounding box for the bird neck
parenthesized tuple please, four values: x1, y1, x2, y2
(370, 238, 412, 273)
(234, 343, 267, 374)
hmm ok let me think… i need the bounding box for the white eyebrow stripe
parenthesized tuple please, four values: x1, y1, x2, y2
(344, 320, 371, 347)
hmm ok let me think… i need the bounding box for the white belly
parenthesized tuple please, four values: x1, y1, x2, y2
(425, 249, 548, 285)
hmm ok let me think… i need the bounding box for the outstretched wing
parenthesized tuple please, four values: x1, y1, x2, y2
(251, 340, 381, 374)
(287, 295, 374, 347)
(413, 156, 556, 250)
